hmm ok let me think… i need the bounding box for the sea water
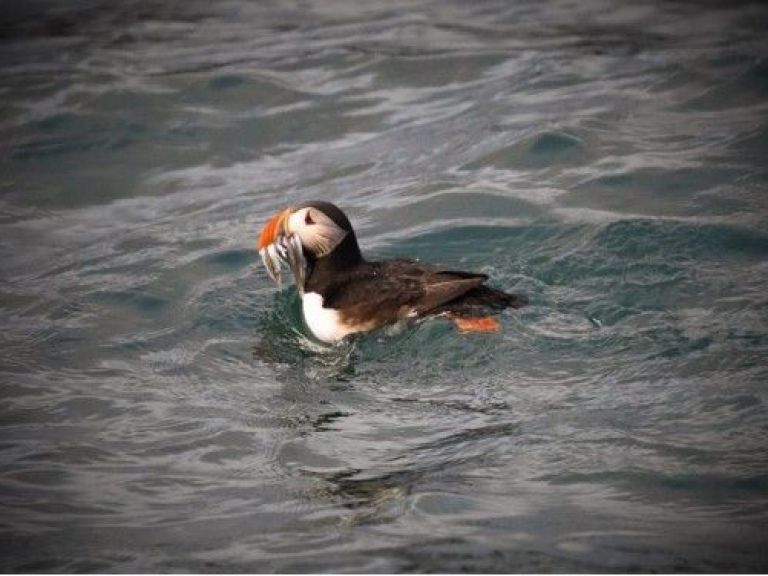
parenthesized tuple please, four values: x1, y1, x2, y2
(1, 0, 767, 571)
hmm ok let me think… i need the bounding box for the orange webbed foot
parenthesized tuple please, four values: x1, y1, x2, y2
(453, 316, 500, 333)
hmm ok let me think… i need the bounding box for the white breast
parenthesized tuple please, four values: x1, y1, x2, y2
(301, 292, 356, 343)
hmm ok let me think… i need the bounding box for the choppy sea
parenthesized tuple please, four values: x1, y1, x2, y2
(1, 0, 767, 572)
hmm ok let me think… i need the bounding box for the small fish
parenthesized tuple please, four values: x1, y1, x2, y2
(259, 233, 305, 293)
(285, 233, 306, 295)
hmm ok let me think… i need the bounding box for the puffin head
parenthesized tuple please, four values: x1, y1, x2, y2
(258, 201, 361, 292)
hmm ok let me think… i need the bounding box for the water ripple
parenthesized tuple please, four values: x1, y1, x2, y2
(2, 0, 768, 572)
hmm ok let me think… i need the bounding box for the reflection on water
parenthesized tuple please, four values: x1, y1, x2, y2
(2, 0, 768, 572)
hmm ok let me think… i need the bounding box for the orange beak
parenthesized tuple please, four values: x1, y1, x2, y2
(258, 207, 292, 249)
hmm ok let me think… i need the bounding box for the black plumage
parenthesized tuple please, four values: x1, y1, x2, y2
(260, 200, 527, 339)
(299, 204, 527, 332)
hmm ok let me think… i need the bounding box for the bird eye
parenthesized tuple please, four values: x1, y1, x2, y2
(305, 211, 315, 225)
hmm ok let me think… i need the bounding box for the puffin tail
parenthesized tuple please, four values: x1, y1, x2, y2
(432, 285, 527, 333)
(437, 285, 528, 316)
(483, 286, 528, 310)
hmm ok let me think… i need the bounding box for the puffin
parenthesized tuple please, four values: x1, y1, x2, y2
(258, 201, 526, 343)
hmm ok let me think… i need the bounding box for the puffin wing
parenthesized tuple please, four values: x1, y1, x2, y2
(372, 260, 488, 315)
(321, 261, 488, 327)
(411, 273, 486, 315)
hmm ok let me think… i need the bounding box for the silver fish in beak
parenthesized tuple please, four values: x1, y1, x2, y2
(259, 233, 307, 294)
(284, 233, 306, 295)
(260, 242, 282, 287)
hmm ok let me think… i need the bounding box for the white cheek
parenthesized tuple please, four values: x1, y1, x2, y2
(287, 212, 317, 251)
(301, 292, 354, 343)
(288, 212, 306, 237)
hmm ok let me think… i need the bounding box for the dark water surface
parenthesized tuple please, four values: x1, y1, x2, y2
(2, 0, 768, 572)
